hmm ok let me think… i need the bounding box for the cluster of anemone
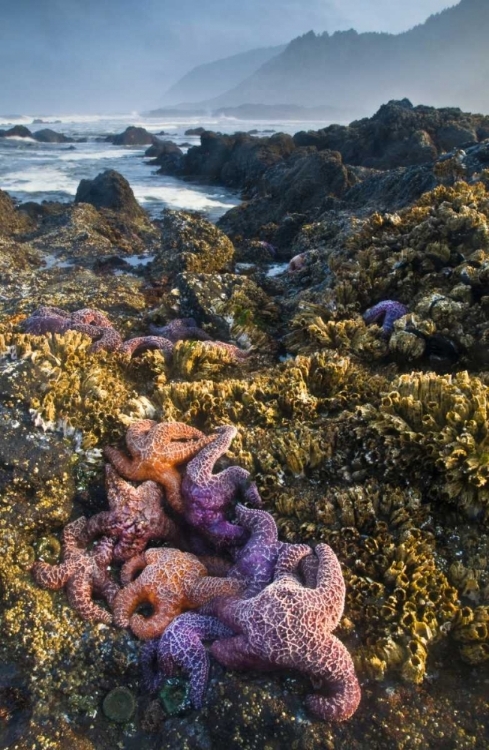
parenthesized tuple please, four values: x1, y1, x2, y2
(30, 419, 361, 722)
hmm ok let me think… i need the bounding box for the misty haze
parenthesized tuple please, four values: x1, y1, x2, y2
(1, 2, 489, 749)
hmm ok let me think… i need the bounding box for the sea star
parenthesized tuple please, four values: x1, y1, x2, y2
(118, 335, 174, 360)
(210, 543, 361, 722)
(104, 420, 215, 514)
(148, 318, 214, 343)
(31, 516, 119, 624)
(227, 504, 287, 597)
(362, 300, 408, 336)
(149, 319, 251, 361)
(112, 547, 243, 640)
(21, 305, 123, 352)
(181, 425, 262, 548)
(140, 612, 233, 709)
(84, 465, 179, 562)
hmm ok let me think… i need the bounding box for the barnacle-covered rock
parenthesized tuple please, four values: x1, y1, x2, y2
(150, 209, 234, 278)
(359, 370, 489, 521)
(452, 605, 489, 664)
(0, 331, 148, 449)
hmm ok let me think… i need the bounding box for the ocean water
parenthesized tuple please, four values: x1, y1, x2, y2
(0, 112, 333, 221)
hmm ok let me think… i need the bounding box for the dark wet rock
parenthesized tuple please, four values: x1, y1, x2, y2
(106, 126, 159, 146)
(218, 149, 356, 246)
(292, 99, 489, 169)
(145, 140, 184, 174)
(175, 270, 280, 348)
(0, 125, 32, 138)
(33, 128, 74, 144)
(181, 130, 295, 190)
(74, 169, 148, 222)
(184, 127, 206, 136)
(150, 209, 234, 277)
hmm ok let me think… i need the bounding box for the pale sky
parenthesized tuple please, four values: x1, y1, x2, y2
(0, 0, 456, 113)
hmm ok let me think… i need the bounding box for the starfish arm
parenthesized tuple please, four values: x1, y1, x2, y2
(158, 422, 208, 443)
(206, 518, 247, 547)
(153, 515, 180, 545)
(314, 544, 346, 628)
(210, 634, 272, 671)
(181, 642, 210, 709)
(159, 467, 185, 514)
(120, 553, 147, 586)
(119, 336, 174, 360)
(94, 574, 120, 608)
(186, 426, 237, 484)
(85, 511, 113, 541)
(124, 420, 157, 454)
(103, 446, 141, 480)
(304, 636, 361, 722)
(274, 544, 312, 582)
(235, 505, 278, 543)
(187, 576, 243, 607)
(112, 581, 144, 627)
(140, 640, 165, 692)
(71, 309, 113, 328)
(129, 594, 180, 640)
(66, 572, 112, 624)
(31, 561, 72, 589)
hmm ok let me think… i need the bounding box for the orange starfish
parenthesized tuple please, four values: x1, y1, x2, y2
(104, 420, 214, 514)
(113, 547, 243, 640)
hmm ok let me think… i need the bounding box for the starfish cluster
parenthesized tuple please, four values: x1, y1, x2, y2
(31, 419, 360, 722)
(21, 307, 250, 361)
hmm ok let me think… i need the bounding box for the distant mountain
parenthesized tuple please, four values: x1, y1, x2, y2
(207, 0, 489, 115)
(161, 45, 286, 106)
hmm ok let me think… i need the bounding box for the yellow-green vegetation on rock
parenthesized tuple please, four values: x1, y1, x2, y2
(151, 209, 235, 277)
(0, 331, 154, 449)
(452, 605, 489, 664)
(286, 180, 489, 369)
(358, 370, 489, 522)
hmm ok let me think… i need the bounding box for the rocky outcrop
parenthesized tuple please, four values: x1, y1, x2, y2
(0, 125, 33, 139)
(150, 209, 234, 278)
(32, 128, 74, 144)
(0, 190, 34, 236)
(144, 140, 184, 175)
(74, 170, 147, 221)
(106, 126, 159, 146)
(292, 99, 489, 169)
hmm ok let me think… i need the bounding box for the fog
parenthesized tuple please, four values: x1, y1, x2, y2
(0, 0, 454, 114)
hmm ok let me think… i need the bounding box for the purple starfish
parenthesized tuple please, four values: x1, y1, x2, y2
(84, 465, 179, 563)
(210, 543, 361, 722)
(149, 318, 214, 343)
(181, 425, 262, 549)
(227, 505, 287, 597)
(140, 612, 234, 709)
(362, 300, 408, 336)
(21, 305, 123, 352)
(119, 335, 175, 360)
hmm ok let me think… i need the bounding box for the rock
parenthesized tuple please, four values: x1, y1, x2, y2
(33, 128, 74, 144)
(74, 169, 147, 221)
(144, 140, 184, 174)
(0, 125, 33, 139)
(184, 127, 206, 136)
(0, 189, 34, 236)
(150, 209, 234, 277)
(106, 126, 159, 146)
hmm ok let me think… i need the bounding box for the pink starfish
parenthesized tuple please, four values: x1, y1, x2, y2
(210, 543, 361, 722)
(31, 517, 119, 624)
(85, 465, 179, 562)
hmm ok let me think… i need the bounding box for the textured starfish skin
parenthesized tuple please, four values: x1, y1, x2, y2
(140, 612, 233, 708)
(182, 425, 262, 548)
(149, 318, 214, 343)
(210, 543, 361, 722)
(31, 517, 119, 624)
(112, 547, 243, 639)
(363, 300, 408, 336)
(118, 336, 175, 360)
(149, 319, 250, 360)
(104, 420, 215, 514)
(228, 504, 287, 597)
(85, 465, 179, 562)
(21, 306, 123, 352)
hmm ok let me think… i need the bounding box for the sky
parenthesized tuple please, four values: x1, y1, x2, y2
(0, 0, 456, 114)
